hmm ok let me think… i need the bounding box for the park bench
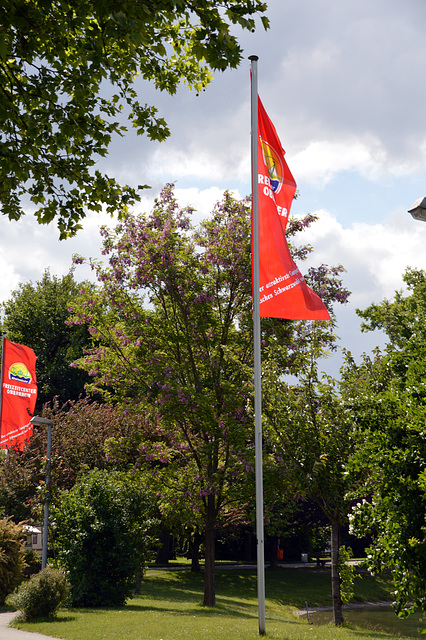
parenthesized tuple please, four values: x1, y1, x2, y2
(312, 552, 330, 568)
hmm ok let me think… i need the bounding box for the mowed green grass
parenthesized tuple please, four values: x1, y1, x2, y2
(10, 565, 410, 640)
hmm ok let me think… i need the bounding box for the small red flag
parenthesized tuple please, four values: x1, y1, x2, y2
(0, 338, 37, 449)
(254, 97, 330, 320)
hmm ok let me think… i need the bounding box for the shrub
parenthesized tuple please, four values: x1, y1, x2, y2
(52, 469, 159, 607)
(0, 517, 26, 605)
(24, 548, 42, 577)
(11, 567, 69, 620)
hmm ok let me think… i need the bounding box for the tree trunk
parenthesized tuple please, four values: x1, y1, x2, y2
(190, 529, 202, 573)
(330, 519, 343, 625)
(155, 530, 172, 565)
(203, 495, 216, 606)
(269, 536, 279, 569)
(244, 531, 253, 562)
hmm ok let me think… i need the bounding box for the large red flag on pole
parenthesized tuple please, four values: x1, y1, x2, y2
(255, 97, 330, 320)
(250, 57, 330, 637)
(0, 337, 37, 449)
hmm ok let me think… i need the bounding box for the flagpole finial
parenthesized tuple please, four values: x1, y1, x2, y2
(249, 54, 259, 61)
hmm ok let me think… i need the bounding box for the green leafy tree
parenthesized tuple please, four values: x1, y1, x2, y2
(69, 184, 349, 606)
(262, 359, 360, 625)
(342, 269, 426, 616)
(52, 469, 158, 607)
(0, 0, 268, 237)
(1, 269, 92, 407)
(343, 353, 426, 616)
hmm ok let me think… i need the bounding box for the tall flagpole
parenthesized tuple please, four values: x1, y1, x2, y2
(0, 334, 5, 444)
(249, 54, 266, 636)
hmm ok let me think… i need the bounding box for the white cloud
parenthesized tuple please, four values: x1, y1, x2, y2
(293, 205, 426, 375)
(291, 139, 383, 187)
(0, 256, 20, 303)
(298, 207, 426, 308)
(174, 186, 243, 223)
(0, 209, 117, 304)
(249, 0, 426, 176)
(149, 148, 227, 182)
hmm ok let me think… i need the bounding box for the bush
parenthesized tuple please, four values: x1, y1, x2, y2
(11, 567, 69, 620)
(24, 548, 42, 577)
(0, 517, 26, 605)
(52, 469, 159, 607)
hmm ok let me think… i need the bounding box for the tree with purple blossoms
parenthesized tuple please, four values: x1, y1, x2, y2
(69, 184, 349, 606)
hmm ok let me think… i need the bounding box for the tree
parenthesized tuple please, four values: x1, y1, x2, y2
(1, 269, 92, 407)
(343, 268, 426, 616)
(262, 359, 360, 625)
(0, 397, 149, 521)
(69, 184, 349, 605)
(0, 0, 268, 237)
(52, 469, 158, 607)
(356, 267, 426, 388)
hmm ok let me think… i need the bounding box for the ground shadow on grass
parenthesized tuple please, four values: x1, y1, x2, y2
(144, 566, 393, 611)
(124, 600, 259, 620)
(130, 567, 338, 620)
(12, 614, 77, 625)
(216, 566, 338, 609)
(142, 571, 204, 603)
(265, 567, 393, 610)
(143, 568, 259, 610)
(145, 569, 256, 597)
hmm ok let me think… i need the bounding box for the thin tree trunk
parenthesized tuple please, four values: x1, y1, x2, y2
(155, 530, 172, 565)
(269, 536, 279, 569)
(331, 519, 343, 625)
(203, 495, 216, 606)
(190, 529, 202, 573)
(244, 531, 253, 562)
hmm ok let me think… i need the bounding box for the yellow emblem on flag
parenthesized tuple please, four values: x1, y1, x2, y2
(260, 139, 284, 194)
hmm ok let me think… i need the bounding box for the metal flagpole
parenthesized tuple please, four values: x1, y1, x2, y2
(249, 54, 266, 636)
(0, 334, 6, 445)
(42, 419, 52, 569)
(30, 415, 53, 569)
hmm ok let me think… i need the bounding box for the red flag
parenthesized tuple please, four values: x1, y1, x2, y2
(254, 97, 330, 320)
(0, 338, 37, 449)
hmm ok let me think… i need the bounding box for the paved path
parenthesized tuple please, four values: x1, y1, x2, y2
(0, 611, 62, 640)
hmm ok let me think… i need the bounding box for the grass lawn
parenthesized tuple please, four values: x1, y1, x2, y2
(9, 565, 414, 640)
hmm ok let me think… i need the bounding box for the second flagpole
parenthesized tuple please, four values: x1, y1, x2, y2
(249, 54, 266, 636)
(0, 334, 5, 445)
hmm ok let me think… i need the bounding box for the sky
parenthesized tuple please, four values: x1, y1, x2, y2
(2, 0, 426, 376)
